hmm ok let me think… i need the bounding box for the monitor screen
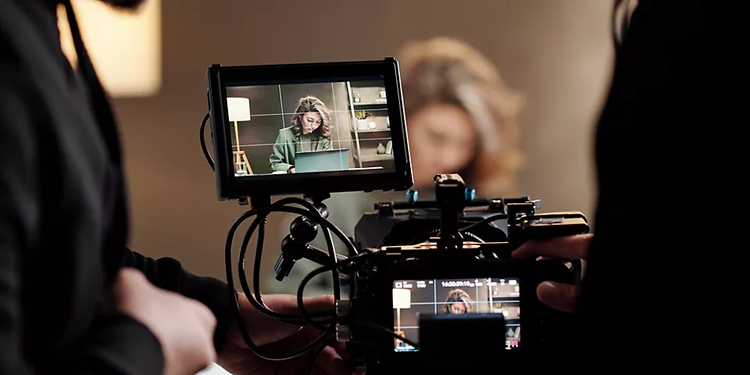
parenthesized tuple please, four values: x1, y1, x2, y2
(225, 79, 395, 178)
(392, 278, 521, 352)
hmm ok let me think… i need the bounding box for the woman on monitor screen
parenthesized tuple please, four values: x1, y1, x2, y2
(442, 289, 473, 314)
(270, 96, 333, 173)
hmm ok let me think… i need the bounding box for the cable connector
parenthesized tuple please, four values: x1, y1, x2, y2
(336, 324, 352, 342)
(336, 299, 351, 318)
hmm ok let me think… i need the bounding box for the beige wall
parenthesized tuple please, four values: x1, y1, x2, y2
(114, 0, 614, 289)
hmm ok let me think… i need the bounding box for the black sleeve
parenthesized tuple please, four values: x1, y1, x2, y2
(121, 249, 236, 351)
(0, 59, 164, 375)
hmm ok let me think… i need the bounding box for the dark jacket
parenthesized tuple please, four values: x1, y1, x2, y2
(0, 1, 232, 374)
(270, 126, 332, 172)
(577, 0, 748, 372)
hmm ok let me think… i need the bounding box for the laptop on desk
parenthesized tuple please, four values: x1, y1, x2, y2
(295, 149, 350, 173)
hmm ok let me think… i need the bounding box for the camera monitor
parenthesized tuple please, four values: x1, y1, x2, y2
(206, 59, 413, 201)
(392, 277, 521, 352)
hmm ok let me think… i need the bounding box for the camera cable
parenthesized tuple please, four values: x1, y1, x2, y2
(225, 198, 362, 360)
(199, 113, 214, 171)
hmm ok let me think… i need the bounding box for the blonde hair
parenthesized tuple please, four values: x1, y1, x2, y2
(290, 96, 332, 139)
(399, 37, 524, 196)
(442, 289, 473, 314)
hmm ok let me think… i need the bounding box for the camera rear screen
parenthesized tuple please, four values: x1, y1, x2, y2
(225, 79, 395, 177)
(392, 278, 520, 352)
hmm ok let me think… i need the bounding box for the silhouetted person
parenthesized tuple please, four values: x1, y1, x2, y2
(514, 0, 748, 372)
(0, 1, 349, 374)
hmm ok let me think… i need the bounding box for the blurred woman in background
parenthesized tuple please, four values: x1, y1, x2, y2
(264, 38, 525, 297)
(399, 37, 524, 197)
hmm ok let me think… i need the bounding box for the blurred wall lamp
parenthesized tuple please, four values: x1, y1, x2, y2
(58, 0, 161, 97)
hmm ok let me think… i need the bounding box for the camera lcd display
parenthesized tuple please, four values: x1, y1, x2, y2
(392, 278, 521, 352)
(225, 79, 395, 177)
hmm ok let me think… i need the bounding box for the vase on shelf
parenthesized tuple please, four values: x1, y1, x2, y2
(357, 119, 368, 130)
(377, 143, 386, 154)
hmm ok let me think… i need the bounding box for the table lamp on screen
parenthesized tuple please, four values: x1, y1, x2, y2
(227, 97, 253, 175)
(392, 288, 411, 342)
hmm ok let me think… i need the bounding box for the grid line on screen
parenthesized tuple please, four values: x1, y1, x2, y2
(242, 109, 389, 118)
(238, 138, 393, 148)
(277, 85, 289, 166)
(433, 280, 437, 314)
(409, 300, 519, 305)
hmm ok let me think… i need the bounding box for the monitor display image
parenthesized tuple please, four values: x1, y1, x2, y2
(392, 278, 521, 352)
(225, 80, 395, 178)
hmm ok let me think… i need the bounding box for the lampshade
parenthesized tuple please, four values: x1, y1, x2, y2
(392, 289, 411, 309)
(227, 97, 252, 122)
(57, 0, 161, 98)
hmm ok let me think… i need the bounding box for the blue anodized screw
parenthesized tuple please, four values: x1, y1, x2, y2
(464, 188, 476, 202)
(406, 189, 418, 204)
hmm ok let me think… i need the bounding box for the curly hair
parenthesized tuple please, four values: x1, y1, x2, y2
(290, 96, 332, 139)
(441, 289, 473, 314)
(398, 37, 525, 196)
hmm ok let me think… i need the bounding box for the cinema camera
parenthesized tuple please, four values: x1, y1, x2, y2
(202, 59, 589, 374)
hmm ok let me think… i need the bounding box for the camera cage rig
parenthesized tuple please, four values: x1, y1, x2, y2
(199, 58, 418, 372)
(202, 58, 589, 374)
(337, 174, 588, 374)
(219, 173, 589, 375)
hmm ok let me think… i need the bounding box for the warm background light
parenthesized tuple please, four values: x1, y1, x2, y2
(58, 0, 161, 97)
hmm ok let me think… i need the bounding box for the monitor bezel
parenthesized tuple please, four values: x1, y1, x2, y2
(206, 58, 413, 201)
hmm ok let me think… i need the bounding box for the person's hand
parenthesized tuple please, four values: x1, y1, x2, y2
(111, 268, 217, 375)
(217, 294, 353, 375)
(289, 167, 296, 174)
(511, 234, 593, 313)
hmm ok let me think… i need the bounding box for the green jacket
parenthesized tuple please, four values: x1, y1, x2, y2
(270, 126, 332, 172)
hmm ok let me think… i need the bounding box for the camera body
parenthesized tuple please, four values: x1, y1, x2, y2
(340, 175, 588, 374)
